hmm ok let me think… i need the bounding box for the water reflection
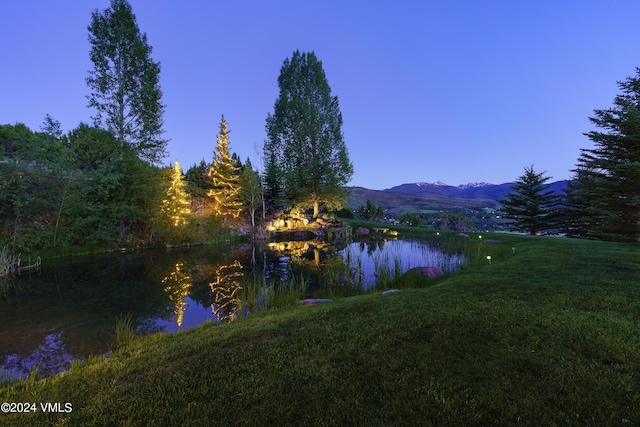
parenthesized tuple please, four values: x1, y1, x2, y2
(162, 263, 192, 329)
(209, 261, 244, 322)
(344, 239, 465, 288)
(1, 239, 466, 378)
(2, 332, 73, 380)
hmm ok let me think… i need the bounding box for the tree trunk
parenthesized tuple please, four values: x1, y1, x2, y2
(313, 200, 319, 218)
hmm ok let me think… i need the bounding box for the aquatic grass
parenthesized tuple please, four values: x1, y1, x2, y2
(240, 273, 308, 312)
(114, 312, 138, 348)
(0, 368, 18, 385)
(2, 233, 640, 425)
(273, 273, 307, 307)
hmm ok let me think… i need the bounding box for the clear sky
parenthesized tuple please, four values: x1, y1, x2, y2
(2, 1, 639, 190)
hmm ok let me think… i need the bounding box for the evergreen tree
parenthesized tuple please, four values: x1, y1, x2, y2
(208, 116, 242, 223)
(263, 148, 284, 210)
(161, 161, 191, 227)
(86, 0, 167, 164)
(567, 68, 640, 242)
(185, 160, 212, 197)
(264, 50, 353, 218)
(498, 165, 560, 235)
(239, 158, 263, 228)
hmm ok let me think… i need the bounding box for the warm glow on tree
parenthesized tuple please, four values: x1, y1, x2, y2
(162, 161, 191, 227)
(208, 116, 242, 222)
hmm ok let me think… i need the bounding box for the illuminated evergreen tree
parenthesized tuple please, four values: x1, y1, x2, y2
(208, 116, 242, 222)
(161, 161, 191, 227)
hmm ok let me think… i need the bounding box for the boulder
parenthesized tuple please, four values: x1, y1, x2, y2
(408, 266, 444, 279)
(456, 233, 470, 238)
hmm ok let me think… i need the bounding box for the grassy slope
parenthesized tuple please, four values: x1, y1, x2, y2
(1, 233, 639, 426)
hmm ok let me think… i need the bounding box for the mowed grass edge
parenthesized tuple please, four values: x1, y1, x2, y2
(1, 233, 639, 426)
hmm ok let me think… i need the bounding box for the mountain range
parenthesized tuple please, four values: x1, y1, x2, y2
(345, 180, 569, 218)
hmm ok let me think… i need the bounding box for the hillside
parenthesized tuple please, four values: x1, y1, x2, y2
(345, 180, 569, 228)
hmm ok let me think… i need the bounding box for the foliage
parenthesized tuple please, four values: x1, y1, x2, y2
(0, 122, 72, 167)
(263, 148, 284, 210)
(498, 165, 560, 235)
(208, 116, 242, 223)
(66, 123, 119, 171)
(264, 50, 354, 217)
(86, 0, 167, 164)
(436, 212, 474, 231)
(334, 206, 356, 219)
(567, 67, 640, 242)
(239, 158, 263, 227)
(357, 198, 384, 221)
(0, 122, 206, 251)
(0, 246, 20, 280)
(185, 160, 212, 197)
(161, 161, 191, 227)
(399, 212, 424, 227)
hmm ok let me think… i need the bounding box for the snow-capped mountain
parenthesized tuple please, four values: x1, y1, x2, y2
(457, 182, 492, 190)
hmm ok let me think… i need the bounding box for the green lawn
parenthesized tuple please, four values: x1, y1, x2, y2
(1, 232, 639, 426)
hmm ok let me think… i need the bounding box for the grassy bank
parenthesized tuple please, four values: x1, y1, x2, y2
(1, 233, 639, 426)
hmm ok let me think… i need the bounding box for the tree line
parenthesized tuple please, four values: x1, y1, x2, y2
(1, 0, 354, 253)
(500, 64, 640, 243)
(4, 0, 640, 250)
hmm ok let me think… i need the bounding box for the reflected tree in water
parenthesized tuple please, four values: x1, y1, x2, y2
(162, 262, 192, 328)
(1, 332, 73, 380)
(210, 261, 244, 322)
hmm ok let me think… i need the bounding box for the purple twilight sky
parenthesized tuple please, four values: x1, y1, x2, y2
(2, 1, 640, 190)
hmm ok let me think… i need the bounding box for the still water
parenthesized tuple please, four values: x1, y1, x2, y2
(0, 238, 464, 379)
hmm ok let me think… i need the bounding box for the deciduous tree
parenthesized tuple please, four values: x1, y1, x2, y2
(86, 0, 167, 164)
(264, 50, 353, 217)
(239, 158, 263, 228)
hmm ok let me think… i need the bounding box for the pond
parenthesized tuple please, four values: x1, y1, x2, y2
(0, 237, 465, 380)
